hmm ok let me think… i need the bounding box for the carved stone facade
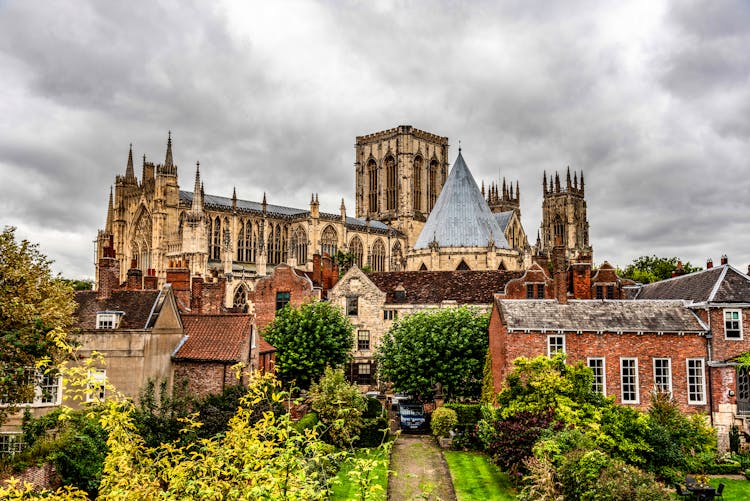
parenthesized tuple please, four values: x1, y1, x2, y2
(537, 168, 591, 261)
(355, 125, 450, 247)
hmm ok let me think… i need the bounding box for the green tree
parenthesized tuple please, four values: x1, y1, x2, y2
(308, 366, 366, 448)
(262, 300, 354, 390)
(618, 255, 701, 284)
(0, 226, 76, 425)
(375, 307, 489, 400)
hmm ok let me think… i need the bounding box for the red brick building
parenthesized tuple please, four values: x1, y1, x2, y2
(173, 314, 255, 397)
(249, 263, 320, 332)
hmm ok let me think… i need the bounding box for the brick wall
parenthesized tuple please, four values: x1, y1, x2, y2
(250, 264, 317, 332)
(174, 362, 240, 398)
(490, 319, 710, 413)
(707, 307, 750, 363)
(0, 463, 59, 492)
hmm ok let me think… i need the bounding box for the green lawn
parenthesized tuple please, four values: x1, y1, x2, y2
(444, 450, 517, 501)
(704, 477, 750, 501)
(330, 447, 388, 501)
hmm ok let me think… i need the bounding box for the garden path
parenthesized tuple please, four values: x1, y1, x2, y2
(387, 434, 457, 501)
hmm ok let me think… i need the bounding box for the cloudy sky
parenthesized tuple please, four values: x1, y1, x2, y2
(1, 0, 749, 279)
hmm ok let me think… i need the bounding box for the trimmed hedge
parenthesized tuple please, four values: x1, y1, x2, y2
(445, 403, 481, 427)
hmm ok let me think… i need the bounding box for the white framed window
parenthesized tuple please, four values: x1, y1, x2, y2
(653, 358, 672, 395)
(0, 368, 61, 407)
(0, 433, 25, 458)
(87, 369, 107, 402)
(547, 334, 565, 357)
(687, 358, 706, 405)
(724, 309, 742, 339)
(587, 357, 606, 395)
(620, 358, 639, 404)
(96, 311, 123, 329)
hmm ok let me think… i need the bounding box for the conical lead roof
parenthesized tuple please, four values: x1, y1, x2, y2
(414, 151, 509, 249)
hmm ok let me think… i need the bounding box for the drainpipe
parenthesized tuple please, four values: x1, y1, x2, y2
(706, 306, 714, 427)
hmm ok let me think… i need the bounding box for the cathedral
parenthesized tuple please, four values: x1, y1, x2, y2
(95, 125, 591, 308)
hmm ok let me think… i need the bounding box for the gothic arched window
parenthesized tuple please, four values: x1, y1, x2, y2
(367, 159, 378, 213)
(371, 239, 385, 272)
(274, 224, 282, 264)
(350, 236, 363, 268)
(267, 224, 275, 264)
(554, 215, 564, 246)
(211, 217, 221, 260)
(392, 241, 403, 271)
(413, 156, 423, 212)
(291, 227, 308, 265)
(237, 221, 247, 262)
(281, 225, 288, 263)
(321, 225, 338, 257)
(385, 155, 397, 211)
(428, 160, 439, 211)
(233, 284, 248, 312)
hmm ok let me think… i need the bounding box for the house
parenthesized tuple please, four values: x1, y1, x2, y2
(172, 314, 255, 398)
(634, 256, 750, 443)
(329, 266, 524, 387)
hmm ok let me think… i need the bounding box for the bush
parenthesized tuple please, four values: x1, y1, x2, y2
(479, 407, 563, 476)
(730, 424, 741, 454)
(363, 397, 385, 419)
(444, 403, 481, 427)
(356, 416, 389, 448)
(595, 459, 672, 500)
(309, 367, 366, 448)
(295, 412, 320, 433)
(704, 461, 741, 475)
(431, 407, 458, 438)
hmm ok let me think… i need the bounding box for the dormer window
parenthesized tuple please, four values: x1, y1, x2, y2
(96, 311, 124, 329)
(394, 284, 406, 301)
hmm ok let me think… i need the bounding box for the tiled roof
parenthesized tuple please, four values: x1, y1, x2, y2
(174, 314, 252, 362)
(635, 265, 750, 303)
(367, 270, 523, 304)
(497, 299, 706, 333)
(257, 334, 276, 354)
(414, 152, 510, 249)
(74, 290, 161, 330)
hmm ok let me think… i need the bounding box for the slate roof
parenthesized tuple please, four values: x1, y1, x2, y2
(174, 314, 253, 362)
(494, 211, 514, 232)
(74, 290, 161, 330)
(635, 265, 750, 303)
(367, 270, 523, 304)
(180, 191, 393, 232)
(497, 299, 706, 333)
(414, 152, 510, 249)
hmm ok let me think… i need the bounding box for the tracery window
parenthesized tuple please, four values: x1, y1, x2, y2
(211, 217, 221, 260)
(349, 237, 364, 268)
(371, 239, 385, 272)
(290, 227, 308, 265)
(413, 156, 423, 211)
(553, 215, 564, 246)
(237, 221, 247, 262)
(367, 159, 378, 213)
(428, 159, 439, 211)
(233, 284, 248, 311)
(321, 225, 338, 257)
(385, 155, 397, 211)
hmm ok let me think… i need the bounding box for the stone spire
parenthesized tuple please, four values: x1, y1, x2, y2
(543, 171, 547, 195)
(262, 192, 268, 213)
(516, 181, 520, 203)
(566, 166, 572, 190)
(105, 186, 114, 232)
(125, 143, 136, 182)
(232, 187, 237, 210)
(191, 162, 203, 213)
(165, 131, 174, 169)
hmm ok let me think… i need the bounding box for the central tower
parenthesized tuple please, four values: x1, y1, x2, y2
(355, 125, 449, 247)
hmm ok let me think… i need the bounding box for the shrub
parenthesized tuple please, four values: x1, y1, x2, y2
(308, 367, 366, 448)
(295, 411, 320, 433)
(480, 407, 563, 476)
(444, 403, 481, 427)
(557, 449, 611, 500)
(704, 461, 741, 475)
(356, 416, 389, 448)
(730, 424, 741, 454)
(595, 459, 672, 500)
(431, 407, 458, 438)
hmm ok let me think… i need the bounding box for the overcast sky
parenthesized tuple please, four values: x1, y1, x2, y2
(1, 0, 749, 279)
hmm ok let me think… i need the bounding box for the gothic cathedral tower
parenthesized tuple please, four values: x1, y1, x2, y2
(538, 167, 592, 260)
(354, 125, 449, 247)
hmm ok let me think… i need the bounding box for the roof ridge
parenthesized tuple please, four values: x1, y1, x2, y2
(707, 265, 729, 302)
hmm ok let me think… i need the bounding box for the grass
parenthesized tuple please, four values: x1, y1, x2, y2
(444, 450, 517, 501)
(329, 447, 388, 501)
(704, 477, 750, 501)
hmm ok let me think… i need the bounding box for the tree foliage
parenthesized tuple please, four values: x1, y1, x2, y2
(262, 300, 354, 390)
(0, 226, 76, 424)
(618, 255, 701, 284)
(308, 367, 366, 448)
(375, 307, 489, 400)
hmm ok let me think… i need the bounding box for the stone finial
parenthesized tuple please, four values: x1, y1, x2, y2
(165, 130, 173, 168)
(125, 143, 135, 181)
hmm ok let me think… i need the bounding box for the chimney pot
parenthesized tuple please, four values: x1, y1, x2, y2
(707, 258, 713, 269)
(721, 254, 728, 265)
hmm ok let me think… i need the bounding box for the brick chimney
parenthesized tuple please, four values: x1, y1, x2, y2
(126, 268, 143, 290)
(312, 253, 322, 287)
(707, 258, 713, 269)
(721, 254, 728, 266)
(143, 268, 158, 290)
(672, 260, 685, 278)
(190, 275, 204, 313)
(552, 246, 568, 304)
(97, 256, 118, 300)
(570, 254, 592, 300)
(166, 267, 191, 308)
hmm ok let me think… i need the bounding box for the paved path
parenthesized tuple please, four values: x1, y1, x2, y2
(388, 434, 457, 501)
